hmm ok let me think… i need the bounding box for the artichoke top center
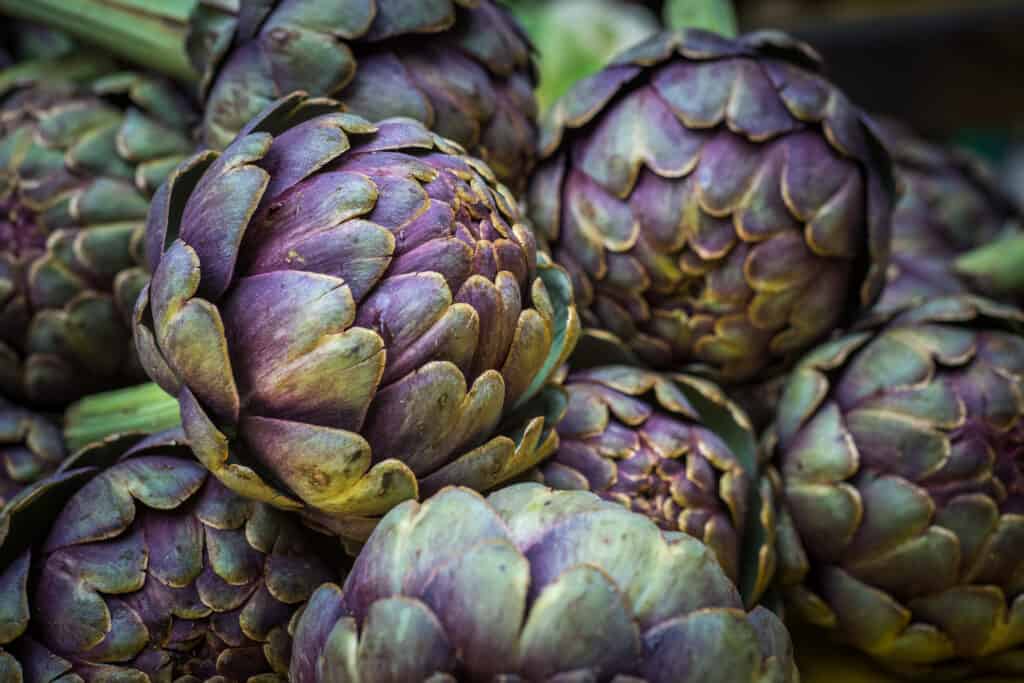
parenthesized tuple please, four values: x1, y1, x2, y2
(0, 194, 45, 261)
(612, 449, 679, 529)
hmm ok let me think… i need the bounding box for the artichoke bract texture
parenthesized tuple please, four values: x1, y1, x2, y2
(532, 364, 776, 603)
(772, 296, 1024, 678)
(26, 431, 343, 682)
(187, 0, 538, 192)
(872, 119, 1022, 313)
(0, 397, 65, 506)
(289, 484, 798, 682)
(529, 29, 894, 383)
(0, 73, 196, 408)
(134, 92, 578, 542)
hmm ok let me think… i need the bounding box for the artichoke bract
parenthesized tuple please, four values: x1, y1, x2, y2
(0, 397, 65, 506)
(289, 484, 798, 682)
(533, 364, 776, 603)
(134, 92, 578, 541)
(0, 73, 196, 408)
(528, 29, 894, 383)
(772, 296, 1024, 677)
(872, 119, 1022, 313)
(25, 430, 343, 682)
(187, 0, 538, 192)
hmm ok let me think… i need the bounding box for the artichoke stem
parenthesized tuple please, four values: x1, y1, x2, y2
(955, 232, 1024, 295)
(64, 382, 182, 453)
(663, 0, 739, 37)
(0, 0, 199, 83)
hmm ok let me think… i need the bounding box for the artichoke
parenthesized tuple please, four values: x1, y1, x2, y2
(0, 397, 64, 505)
(532, 364, 776, 603)
(187, 0, 539, 192)
(771, 295, 1024, 678)
(134, 92, 578, 541)
(0, 72, 196, 408)
(12, 430, 344, 681)
(528, 29, 894, 383)
(872, 119, 1022, 313)
(289, 483, 798, 682)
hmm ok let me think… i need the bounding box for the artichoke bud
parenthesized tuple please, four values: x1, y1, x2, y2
(528, 29, 895, 384)
(288, 483, 799, 682)
(0, 69, 196, 409)
(533, 364, 778, 606)
(773, 295, 1024, 678)
(187, 0, 539, 192)
(0, 430, 345, 681)
(135, 92, 580, 543)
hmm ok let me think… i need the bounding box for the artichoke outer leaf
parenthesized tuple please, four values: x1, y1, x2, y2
(517, 563, 642, 679)
(512, 255, 581, 409)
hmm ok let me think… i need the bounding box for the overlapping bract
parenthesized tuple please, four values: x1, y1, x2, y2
(187, 0, 538, 191)
(532, 365, 776, 602)
(25, 431, 341, 682)
(0, 73, 195, 408)
(0, 398, 64, 506)
(772, 296, 1024, 677)
(529, 29, 893, 382)
(135, 93, 578, 541)
(289, 484, 797, 682)
(873, 119, 1022, 312)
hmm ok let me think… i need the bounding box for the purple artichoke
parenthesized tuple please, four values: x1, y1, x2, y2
(528, 29, 894, 383)
(772, 296, 1024, 678)
(873, 119, 1022, 313)
(0, 397, 65, 506)
(187, 0, 538, 192)
(18, 431, 344, 681)
(289, 484, 797, 682)
(532, 364, 776, 603)
(0, 72, 196, 408)
(134, 92, 578, 542)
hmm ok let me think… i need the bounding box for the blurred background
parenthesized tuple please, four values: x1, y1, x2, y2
(507, 0, 1024, 203)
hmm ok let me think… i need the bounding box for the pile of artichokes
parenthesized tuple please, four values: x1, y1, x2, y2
(0, 1, 1021, 681)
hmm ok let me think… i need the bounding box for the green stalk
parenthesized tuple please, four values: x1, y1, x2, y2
(64, 382, 183, 453)
(663, 0, 739, 38)
(955, 232, 1024, 295)
(0, 0, 200, 83)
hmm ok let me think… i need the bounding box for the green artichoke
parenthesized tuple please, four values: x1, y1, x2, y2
(532, 364, 776, 603)
(771, 296, 1024, 678)
(528, 29, 894, 383)
(187, 0, 539, 192)
(872, 119, 1022, 313)
(134, 92, 578, 542)
(289, 483, 798, 681)
(0, 397, 64, 506)
(9, 430, 344, 681)
(0, 72, 196, 408)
